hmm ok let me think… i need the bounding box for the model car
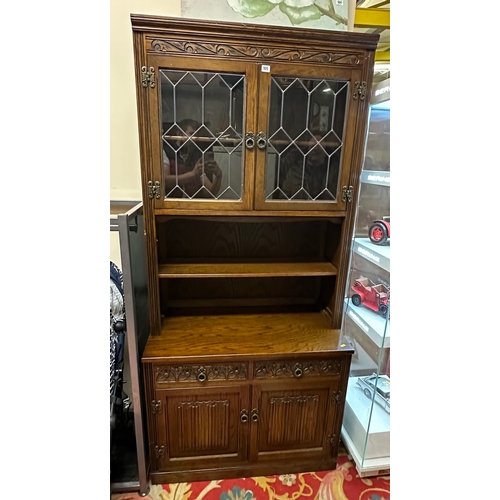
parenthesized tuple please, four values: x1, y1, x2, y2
(369, 216, 390, 245)
(357, 373, 390, 414)
(351, 276, 390, 318)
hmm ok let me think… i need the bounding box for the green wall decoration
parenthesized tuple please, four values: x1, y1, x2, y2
(181, 0, 348, 30)
(227, 0, 347, 26)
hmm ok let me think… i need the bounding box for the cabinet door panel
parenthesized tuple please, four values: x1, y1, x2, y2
(251, 381, 337, 462)
(254, 64, 363, 212)
(146, 55, 258, 211)
(155, 385, 249, 470)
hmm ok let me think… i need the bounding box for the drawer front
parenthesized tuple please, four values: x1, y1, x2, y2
(253, 358, 342, 380)
(154, 362, 249, 386)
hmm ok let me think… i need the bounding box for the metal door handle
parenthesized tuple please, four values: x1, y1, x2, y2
(245, 132, 255, 149)
(257, 132, 267, 150)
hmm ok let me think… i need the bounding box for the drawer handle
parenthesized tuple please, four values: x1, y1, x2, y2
(251, 409, 259, 422)
(197, 367, 207, 382)
(240, 409, 249, 423)
(294, 365, 303, 378)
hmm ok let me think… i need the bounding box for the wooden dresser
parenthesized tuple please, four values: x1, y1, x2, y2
(130, 13, 378, 483)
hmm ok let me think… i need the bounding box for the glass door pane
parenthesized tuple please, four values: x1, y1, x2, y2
(159, 69, 246, 201)
(265, 76, 349, 203)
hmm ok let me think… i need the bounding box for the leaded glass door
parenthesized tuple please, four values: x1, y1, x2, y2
(147, 56, 257, 210)
(254, 64, 363, 212)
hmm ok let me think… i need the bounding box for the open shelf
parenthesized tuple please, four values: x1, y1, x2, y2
(142, 311, 345, 360)
(353, 238, 390, 273)
(158, 261, 337, 278)
(343, 299, 390, 348)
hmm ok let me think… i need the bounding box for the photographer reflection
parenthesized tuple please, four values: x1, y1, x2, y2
(163, 119, 222, 199)
(279, 132, 339, 201)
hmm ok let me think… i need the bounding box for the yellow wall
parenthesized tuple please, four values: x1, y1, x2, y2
(110, 0, 181, 201)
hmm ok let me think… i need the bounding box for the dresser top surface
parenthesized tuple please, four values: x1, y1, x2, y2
(142, 311, 350, 362)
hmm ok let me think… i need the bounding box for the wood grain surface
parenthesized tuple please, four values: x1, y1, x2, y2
(142, 312, 344, 360)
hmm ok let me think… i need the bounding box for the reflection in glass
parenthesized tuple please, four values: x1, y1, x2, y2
(265, 77, 348, 202)
(364, 105, 390, 172)
(160, 70, 245, 200)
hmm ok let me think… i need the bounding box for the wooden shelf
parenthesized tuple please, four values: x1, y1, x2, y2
(142, 311, 346, 361)
(158, 261, 337, 278)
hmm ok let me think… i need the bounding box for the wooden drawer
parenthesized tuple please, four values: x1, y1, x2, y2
(253, 358, 343, 380)
(153, 362, 249, 386)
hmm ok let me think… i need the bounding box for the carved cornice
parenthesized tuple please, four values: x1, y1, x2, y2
(254, 359, 341, 379)
(150, 39, 360, 65)
(155, 363, 248, 383)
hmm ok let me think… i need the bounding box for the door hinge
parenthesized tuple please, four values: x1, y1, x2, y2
(141, 66, 156, 88)
(341, 186, 354, 203)
(332, 391, 342, 404)
(151, 400, 162, 414)
(328, 434, 338, 455)
(147, 180, 161, 199)
(155, 445, 165, 459)
(353, 81, 367, 100)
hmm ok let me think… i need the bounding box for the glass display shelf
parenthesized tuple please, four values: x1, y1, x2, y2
(340, 77, 390, 478)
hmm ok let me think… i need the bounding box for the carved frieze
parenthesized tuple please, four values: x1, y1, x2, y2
(150, 39, 360, 65)
(254, 359, 341, 379)
(178, 399, 229, 409)
(270, 395, 319, 404)
(155, 363, 248, 383)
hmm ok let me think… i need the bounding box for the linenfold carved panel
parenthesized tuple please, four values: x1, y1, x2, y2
(176, 400, 230, 451)
(155, 363, 248, 383)
(149, 39, 360, 65)
(254, 359, 341, 379)
(268, 395, 320, 444)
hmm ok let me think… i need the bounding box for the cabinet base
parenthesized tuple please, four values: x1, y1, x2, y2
(150, 460, 338, 484)
(341, 427, 390, 478)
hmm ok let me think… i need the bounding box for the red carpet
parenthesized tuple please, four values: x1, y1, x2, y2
(111, 448, 390, 500)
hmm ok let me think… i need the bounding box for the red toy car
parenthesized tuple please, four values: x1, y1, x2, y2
(369, 217, 390, 245)
(351, 276, 390, 318)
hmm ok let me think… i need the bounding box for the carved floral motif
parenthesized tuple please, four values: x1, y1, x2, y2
(254, 359, 341, 379)
(156, 363, 248, 383)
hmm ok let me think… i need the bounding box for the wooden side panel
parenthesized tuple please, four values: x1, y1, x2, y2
(132, 30, 162, 336)
(330, 51, 376, 328)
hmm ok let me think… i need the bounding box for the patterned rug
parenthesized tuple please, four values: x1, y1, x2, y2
(111, 448, 390, 500)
